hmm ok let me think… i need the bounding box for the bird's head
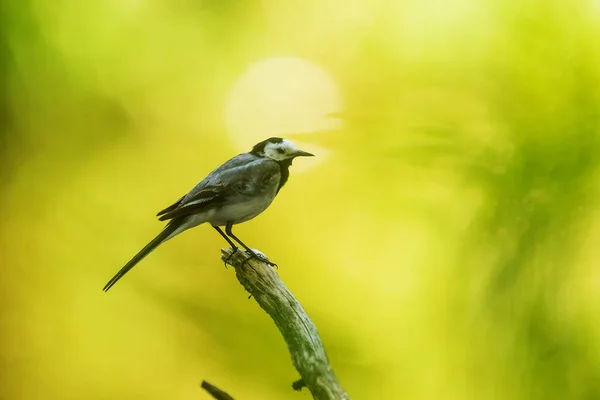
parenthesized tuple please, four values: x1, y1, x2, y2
(251, 137, 314, 162)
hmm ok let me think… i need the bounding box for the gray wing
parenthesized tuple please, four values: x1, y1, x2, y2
(156, 153, 259, 217)
(157, 157, 279, 221)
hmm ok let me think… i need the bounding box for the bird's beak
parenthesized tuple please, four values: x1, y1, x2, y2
(294, 149, 315, 157)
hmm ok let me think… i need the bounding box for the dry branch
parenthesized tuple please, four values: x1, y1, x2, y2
(201, 380, 235, 400)
(221, 248, 350, 400)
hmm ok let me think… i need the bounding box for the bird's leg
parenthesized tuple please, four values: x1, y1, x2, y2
(212, 225, 238, 267)
(225, 223, 278, 268)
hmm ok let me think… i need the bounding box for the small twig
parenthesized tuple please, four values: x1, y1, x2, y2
(201, 380, 235, 400)
(221, 248, 350, 400)
(292, 379, 307, 391)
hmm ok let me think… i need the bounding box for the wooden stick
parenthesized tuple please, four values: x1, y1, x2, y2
(221, 248, 350, 400)
(200, 380, 235, 400)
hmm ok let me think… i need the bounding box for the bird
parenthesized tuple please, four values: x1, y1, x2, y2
(102, 137, 314, 292)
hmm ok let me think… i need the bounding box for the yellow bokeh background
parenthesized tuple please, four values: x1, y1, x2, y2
(2, 0, 600, 399)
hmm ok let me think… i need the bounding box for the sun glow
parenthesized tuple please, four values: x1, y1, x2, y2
(225, 57, 342, 168)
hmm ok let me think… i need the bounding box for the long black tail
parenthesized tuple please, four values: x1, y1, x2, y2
(103, 222, 180, 292)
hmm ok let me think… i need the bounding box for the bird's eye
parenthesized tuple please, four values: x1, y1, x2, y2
(277, 148, 285, 154)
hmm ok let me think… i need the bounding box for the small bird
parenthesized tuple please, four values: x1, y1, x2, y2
(102, 137, 314, 292)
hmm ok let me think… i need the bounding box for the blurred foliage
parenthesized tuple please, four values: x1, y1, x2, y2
(2, 0, 600, 399)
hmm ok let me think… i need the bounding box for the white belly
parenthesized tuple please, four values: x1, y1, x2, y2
(208, 195, 275, 226)
(163, 197, 273, 242)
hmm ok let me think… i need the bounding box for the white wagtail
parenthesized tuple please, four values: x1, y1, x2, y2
(102, 137, 314, 291)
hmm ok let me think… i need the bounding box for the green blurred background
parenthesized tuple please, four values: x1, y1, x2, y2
(2, 0, 600, 399)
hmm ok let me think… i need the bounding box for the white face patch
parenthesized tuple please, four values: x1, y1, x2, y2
(262, 139, 300, 161)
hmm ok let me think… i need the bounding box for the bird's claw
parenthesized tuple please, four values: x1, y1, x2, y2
(241, 249, 278, 269)
(223, 246, 239, 267)
(223, 246, 277, 269)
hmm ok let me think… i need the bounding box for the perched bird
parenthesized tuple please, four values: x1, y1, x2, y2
(102, 137, 314, 292)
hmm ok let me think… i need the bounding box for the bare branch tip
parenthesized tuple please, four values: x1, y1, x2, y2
(200, 380, 235, 400)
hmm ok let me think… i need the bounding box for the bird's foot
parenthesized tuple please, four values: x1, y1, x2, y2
(242, 249, 278, 269)
(223, 246, 239, 267)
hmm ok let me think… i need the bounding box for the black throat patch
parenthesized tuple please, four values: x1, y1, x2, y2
(250, 137, 291, 193)
(276, 158, 292, 194)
